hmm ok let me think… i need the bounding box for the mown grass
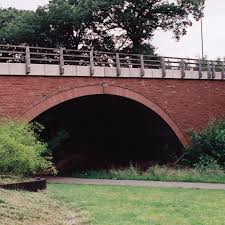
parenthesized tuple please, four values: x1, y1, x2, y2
(1, 183, 225, 225)
(0, 188, 86, 225)
(49, 183, 225, 225)
(73, 165, 225, 184)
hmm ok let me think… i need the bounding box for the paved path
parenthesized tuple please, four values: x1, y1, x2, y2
(47, 177, 225, 190)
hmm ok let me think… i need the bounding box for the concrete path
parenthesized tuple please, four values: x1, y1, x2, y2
(47, 177, 225, 190)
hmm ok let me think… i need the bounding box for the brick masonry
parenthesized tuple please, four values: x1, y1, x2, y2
(1, 75, 225, 145)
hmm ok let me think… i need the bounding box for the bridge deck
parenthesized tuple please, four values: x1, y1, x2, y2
(0, 44, 224, 80)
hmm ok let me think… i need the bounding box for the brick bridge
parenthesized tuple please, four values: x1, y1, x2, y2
(0, 45, 225, 151)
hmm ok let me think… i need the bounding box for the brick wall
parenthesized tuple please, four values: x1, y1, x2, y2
(1, 76, 225, 144)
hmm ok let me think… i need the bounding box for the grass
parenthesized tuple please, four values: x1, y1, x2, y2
(0, 188, 86, 225)
(49, 183, 225, 225)
(1, 183, 225, 225)
(73, 165, 225, 184)
(0, 175, 33, 185)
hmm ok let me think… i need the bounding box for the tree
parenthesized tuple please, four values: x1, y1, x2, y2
(0, 8, 49, 46)
(0, 0, 115, 50)
(96, 0, 205, 54)
(0, 0, 205, 54)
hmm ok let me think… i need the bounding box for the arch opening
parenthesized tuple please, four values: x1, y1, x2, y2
(33, 94, 184, 174)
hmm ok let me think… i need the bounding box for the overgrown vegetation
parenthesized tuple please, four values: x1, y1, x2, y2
(0, 120, 56, 177)
(73, 164, 225, 183)
(182, 120, 225, 171)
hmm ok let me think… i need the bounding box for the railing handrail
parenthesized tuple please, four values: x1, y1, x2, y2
(0, 44, 223, 62)
(0, 44, 225, 79)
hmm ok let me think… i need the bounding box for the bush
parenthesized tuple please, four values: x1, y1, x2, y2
(0, 120, 57, 177)
(183, 120, 225, 170)
(194, 155, 222, 172)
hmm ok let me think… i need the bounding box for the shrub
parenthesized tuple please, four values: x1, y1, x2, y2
(183, 120, 225, 170)
(0, 120, 57, 177)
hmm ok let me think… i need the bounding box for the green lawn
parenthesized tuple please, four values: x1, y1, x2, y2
(49, 184, 225, 225)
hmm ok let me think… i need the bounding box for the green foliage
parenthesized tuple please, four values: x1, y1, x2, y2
(194, 155, 223, 172)
(98, 0, 205, 53)
(184, 120, 225, 170)
(0, 8, 40, 45)
(73, 164, 225, 184)
(0, 120, 57, 177)
(0, 0, 205, 53)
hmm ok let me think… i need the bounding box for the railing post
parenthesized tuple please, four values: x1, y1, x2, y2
(207, 60, 212, 79)
(90, 50, 94, 76)
(221, 61, 225, 79)
(180, 59, 185, 79)
(161, 57, 166, 78)
(198, 59, 202, 79)
(140, 55, 145, 77)
(211, 62, 216, 79)
(25, 46, 31, 75)
(116, 53, 121, 77)
(59, 47, 64, 75)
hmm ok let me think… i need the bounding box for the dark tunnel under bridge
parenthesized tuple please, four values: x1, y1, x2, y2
(33, 94, 183, 174)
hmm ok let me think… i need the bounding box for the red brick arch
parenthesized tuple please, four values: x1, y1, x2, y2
(17, 84, 188, 146)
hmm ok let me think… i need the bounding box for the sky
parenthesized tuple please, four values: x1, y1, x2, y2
(0, 0, 224, 59)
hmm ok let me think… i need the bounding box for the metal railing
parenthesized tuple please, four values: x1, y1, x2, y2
(0, 44, 224, 78)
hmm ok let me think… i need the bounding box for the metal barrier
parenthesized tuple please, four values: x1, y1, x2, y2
(0, 44, 224, 79)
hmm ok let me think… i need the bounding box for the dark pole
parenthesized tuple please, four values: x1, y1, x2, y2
(200, 4, 204, 60)
(201, 16, 204, 59)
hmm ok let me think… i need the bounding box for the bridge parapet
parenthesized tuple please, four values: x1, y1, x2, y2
(0, 44, 224, 80)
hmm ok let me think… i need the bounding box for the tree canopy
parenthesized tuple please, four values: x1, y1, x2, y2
(0, 0, 205, 54)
